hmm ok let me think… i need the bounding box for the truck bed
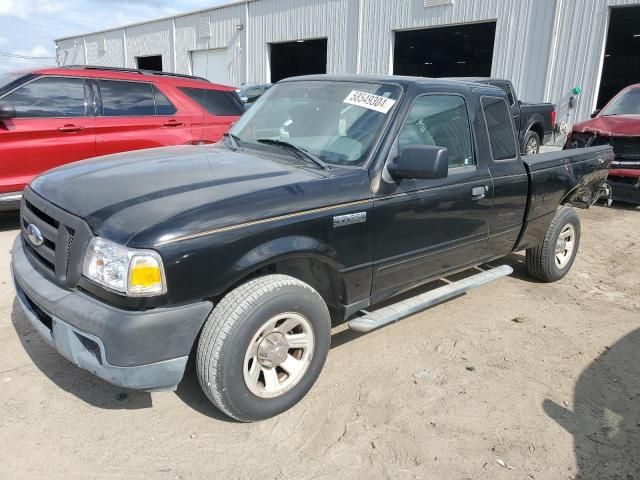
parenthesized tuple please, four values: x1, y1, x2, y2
(516, 145, 613, 250)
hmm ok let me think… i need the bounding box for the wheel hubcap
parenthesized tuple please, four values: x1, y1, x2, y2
(243, 312, 314, 399)
(526, 138, 538, 155)
(257, 332, 289, 368)
(555, 224, 576, 269)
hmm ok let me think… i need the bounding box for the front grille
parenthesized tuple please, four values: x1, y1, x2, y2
(590, 135, 640, 167)
(20, 188, 92, 287)
(609, 137, 640, 161)
(609, 175, 640, 186)
(22, 200, 59, 274)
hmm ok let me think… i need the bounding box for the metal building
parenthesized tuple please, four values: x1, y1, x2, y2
(55, 0, 640, 137)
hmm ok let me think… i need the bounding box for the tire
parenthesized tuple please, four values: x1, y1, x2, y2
(196, 274, 331, 422)
(526, 205, 581, 282)
(523, 130, 540, 155)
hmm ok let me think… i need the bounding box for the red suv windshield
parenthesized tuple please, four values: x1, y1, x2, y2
(601, 87, 640, 116)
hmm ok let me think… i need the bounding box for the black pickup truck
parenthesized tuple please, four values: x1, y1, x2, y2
(453, 78, 556, 155)
(11, 75, 611, 421)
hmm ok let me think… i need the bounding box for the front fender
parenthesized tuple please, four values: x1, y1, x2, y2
(231, 235, 340, 275)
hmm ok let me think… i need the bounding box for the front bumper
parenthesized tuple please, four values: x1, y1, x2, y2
(0, 191, 22, 212)
(11, 235, 213, 391)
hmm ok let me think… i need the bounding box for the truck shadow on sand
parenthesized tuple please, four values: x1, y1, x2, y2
(11, 297, 241, 421)
(11, 298, 153, 410)
(544, 328, 640, 479)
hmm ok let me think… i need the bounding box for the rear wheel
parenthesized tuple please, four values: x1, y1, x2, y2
(526, 205, 581, 282)
(523, 130, 540, 155)
(196, 274, 331, 422)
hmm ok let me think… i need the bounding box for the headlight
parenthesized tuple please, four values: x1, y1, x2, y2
(82, 237, 167, 296)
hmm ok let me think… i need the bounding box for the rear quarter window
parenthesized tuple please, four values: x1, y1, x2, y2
(488, 82, 515, 105)
(180, 87, 245, 116)
(481, 96, 518, 160)
(153, 87, 177, 115)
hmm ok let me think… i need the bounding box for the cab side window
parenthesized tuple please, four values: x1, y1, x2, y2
(398, 95, 474, 169)
(482, 96, 518, 160)
(3, 77, 87, 118)
(99, 80, 155, 116)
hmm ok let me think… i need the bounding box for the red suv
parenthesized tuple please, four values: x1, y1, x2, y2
(0, 66, 244, 210)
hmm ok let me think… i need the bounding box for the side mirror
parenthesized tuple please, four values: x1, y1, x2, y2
(388, 145, 449, 180)
(590, 109, 601, 118)
(0, 102, 16, 120)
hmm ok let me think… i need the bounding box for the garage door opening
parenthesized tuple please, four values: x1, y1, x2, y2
(269, 38, 327, 83)
(191, 49, 229, 85)
(393, 22, 496, 77)
(136, 55, 163, 71)
(596, 6, 640, 108)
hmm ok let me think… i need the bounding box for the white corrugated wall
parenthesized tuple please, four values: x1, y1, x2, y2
(174, 4, 246, 86)
(125, 20, 173, 71)
(247, 0, 359, 81)
(56, 38, 85, 66)
(545, 0, 640, 132)
(359, 0, 557, 102)
(54, 0, 640, 130)
(84, 30, 125, 67)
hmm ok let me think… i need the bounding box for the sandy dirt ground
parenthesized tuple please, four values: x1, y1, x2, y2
(1, 204, 639, 480)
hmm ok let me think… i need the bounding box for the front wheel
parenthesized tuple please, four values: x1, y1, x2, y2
(196, 274, 331, 422)
(523, 130, 541, 155)
(526, 205, 581, 282)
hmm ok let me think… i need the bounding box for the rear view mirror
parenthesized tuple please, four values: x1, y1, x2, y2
(590, 109, 601, 118)
(388, 145, 449, 180)
(0, 102, 16, 120)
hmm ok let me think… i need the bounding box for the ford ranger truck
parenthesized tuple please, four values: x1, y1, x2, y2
(11, 75, 612, 422)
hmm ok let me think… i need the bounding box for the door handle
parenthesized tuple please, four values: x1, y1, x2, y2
(163, 120, 183, 127)
(471, 186, 488, 200)
(58, 124, 83, 133)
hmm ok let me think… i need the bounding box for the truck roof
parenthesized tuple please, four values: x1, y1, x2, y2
(282, 74, 506, 94)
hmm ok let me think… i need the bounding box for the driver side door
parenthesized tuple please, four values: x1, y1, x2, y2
(0, 76, 95, 194)
(371, 91, 493, 303)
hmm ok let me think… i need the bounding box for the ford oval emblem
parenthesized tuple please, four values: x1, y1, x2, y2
(26, 224, 44, 247)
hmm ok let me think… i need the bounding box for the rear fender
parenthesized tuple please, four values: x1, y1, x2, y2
(561, 167, 610, 208)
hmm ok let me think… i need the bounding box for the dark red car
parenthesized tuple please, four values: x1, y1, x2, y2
(0, 66, 244, 210)
(565, 84, 640, 204)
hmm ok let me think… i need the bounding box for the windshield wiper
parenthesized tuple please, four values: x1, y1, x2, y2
(256, 138, 329, 170)
(223, 132, 241, 150)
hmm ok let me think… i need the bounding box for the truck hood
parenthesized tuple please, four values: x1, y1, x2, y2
(30, 145, 371, 246)
(572, 115, 640, 137)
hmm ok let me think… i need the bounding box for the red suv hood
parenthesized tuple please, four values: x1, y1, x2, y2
(573, 115, 640, 137)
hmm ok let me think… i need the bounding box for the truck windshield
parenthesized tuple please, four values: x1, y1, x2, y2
(601, 86, 640, 116)
(229, 80, 402, 167)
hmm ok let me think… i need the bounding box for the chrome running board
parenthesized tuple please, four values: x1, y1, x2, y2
(348, 265, 513, 333)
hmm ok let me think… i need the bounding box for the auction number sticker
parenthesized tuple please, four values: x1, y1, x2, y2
(343, 90, 396, 114)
